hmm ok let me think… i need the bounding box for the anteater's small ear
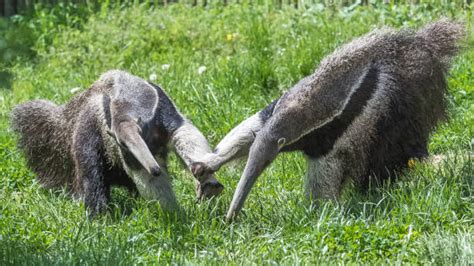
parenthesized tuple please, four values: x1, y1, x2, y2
(277, 137, 286, 149)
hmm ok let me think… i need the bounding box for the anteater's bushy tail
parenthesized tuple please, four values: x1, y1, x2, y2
(11, 100, 73, 189)
(416, 19, 466, 64)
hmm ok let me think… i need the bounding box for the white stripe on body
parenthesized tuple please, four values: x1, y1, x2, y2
(276, 66, 371, 148)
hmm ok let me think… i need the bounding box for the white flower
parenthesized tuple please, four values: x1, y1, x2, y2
(70, 87, 81, 94)
(198, 65, 207, 75)
(149, 73, 158, 81)
(161, 64, 170, 71)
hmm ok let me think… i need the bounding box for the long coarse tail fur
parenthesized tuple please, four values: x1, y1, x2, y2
(416, 19, 466, 67)
(11, 100, 74, 189)
(400, 20, 466, 129)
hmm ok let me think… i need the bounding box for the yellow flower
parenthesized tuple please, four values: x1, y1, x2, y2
(226, 33, 234, 41)
(407, 158, 416, 169)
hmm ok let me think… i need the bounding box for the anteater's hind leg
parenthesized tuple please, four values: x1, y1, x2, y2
(72, 105, 109, 217)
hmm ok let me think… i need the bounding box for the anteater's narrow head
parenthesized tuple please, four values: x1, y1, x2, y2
(105, 70, 162, 177)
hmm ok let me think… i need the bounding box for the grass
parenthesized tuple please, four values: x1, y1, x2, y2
(0, 2, 473, 264)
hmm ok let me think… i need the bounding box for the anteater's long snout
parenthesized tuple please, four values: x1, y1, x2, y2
(226, 134, 280, 222)
(117, 121, 161, 177)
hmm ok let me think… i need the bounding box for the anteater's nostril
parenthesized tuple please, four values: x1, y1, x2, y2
(150, 166, 161, 177)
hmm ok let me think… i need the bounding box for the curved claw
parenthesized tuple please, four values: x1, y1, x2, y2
(196, 180, 224, 200)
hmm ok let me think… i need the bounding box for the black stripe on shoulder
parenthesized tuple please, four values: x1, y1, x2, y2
(259, 99, 279, 123)
(147, 82, 184, 132)
(283, 65, 380, 158)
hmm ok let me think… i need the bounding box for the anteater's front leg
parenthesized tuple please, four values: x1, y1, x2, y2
(72, 108, 109, 218)
(171, 121, 224, 199)
(193, 113, 265, 177)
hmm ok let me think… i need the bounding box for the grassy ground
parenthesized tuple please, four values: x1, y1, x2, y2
(0, 3, 473, 264)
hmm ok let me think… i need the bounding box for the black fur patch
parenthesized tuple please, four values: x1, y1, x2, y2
(258, 99, 278, 123)
(102, 158, 138, 193)
(148, 82, 184, 133)
(283, 66, 379, 158)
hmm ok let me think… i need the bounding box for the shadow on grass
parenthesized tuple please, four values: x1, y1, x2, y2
(106, 187, 197, 227)
(0, 70, 13, 90)
(1, 240, 53, 265)
(0, 237, 136, 265)
(342, 151, 473, 219)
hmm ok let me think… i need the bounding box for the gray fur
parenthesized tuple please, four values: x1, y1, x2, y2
(11, 70, 223, 217)
(195, 20, 466, 221)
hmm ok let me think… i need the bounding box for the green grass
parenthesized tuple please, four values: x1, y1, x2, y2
(1, 3, 473, 264)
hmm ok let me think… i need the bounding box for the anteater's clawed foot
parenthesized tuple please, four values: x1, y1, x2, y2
(196, 179, 224, 201)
